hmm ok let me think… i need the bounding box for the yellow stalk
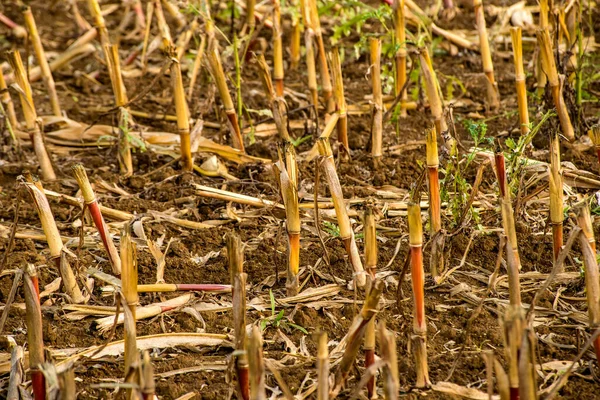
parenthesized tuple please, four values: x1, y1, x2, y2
(510, 27, 530, 136)
(248, 326, 266, 400)
(141, 2, 155, 72)
(290, 10, 301, 70)
(537, 28, 575, 142)
(273, 0, 284, 97)
(22, 7, 61, 117)
(364, 205, 378, 398)
(207, 48, 245, 152)
(247, 0, 256, 31)
(317, 331, 329, 400)
(426, 128, 441, 239)
(317, 138, 366, 287)
(161, 0, 186, 29)
(370, 38, 383, 162)
(141, 351, 155, 399)
(88, 0, 109, 46)
(330, 47, 348, 151)
(473, 0, 499, 111)
(170, 54, 193, 171)
(121, 226, 138, 373)
(305, 28, 319, 110)
(24, 266, 45, 400)
(379, 322, 399, 399)
(395, 0, 407, 117)
(418, 48, 448, 140)
(154, 0, 173, 49)
(6, 51, 56, 181)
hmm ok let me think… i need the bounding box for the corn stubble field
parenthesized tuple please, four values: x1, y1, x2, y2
(0, 0, 599, 398)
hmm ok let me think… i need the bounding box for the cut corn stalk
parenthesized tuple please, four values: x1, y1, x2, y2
(536, 0, 549, 94)
(575, 200, 600, 367)
(275, 156, 300, 296)
(305, 25, 319, 110)
(154, 0, 173, 49)
(379, 322, 399, 400)
(207, 48, 245, 152)
(331, 47, 348, 152)
(141, 350, 155, 400)
(504, 304, 524, 400)
(170, 53, 193, 171)
(72, 164, 121, 275)
(137, 283, 231, 293)
(0, 69, 17, 130)
(227, 233, 249, 400)
(187, 34, 206, 98)
(272, 0, 284, 97)
(121, 226, 138, 373)
(22, 7, 61, 117)
(290, 8, 301, 70)
(473, 0, 499, 111)
(317, 332, 329, 400)
(589, 125, 600, 170)
(549, 132, 564, 263)
(24, 266, 45, 400)
(518, 329, 537, 400)
(510, 27, 530, 136)
(426, 128, 441, 237)
(331, 279, 383, 398)
(246, 0, 256, 31)
(308, 0, 333, 112)
(248, 326, 266, 400)
(88, 0, 109, 46)
(394, 0, 407, 118)
(19, 178, 84, 303)
(364, 203, 377, 399)
(317, 138, 366, 287)
(370, 38, 383, 163)
(537, 28, 575, 142)
(407, 200, 430, 387)
(6, 51, 56, 181)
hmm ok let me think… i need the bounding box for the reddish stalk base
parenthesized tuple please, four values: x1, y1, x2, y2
(236, 365, 250, 400)
(594, 336, 600, 368)
(596, 148, 600, 170)
(88, 202, 118, 267)
(552, 223, 563, 261)
(31, 370, 46, 400)
(494, 152, 506, 197)
(428, 167, 441, 233)
(275, 79, 284, 97)
(510, 386, 519, 400)
(410, 246, 425, 329)
(365, 349, 375, 398)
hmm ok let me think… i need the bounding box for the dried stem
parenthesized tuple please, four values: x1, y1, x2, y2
(317, 138, 366, 287)
(121, 226, 138, 373)
(589, 125, 600, 170)
(407, 200, 430, 387)
(473, 0, 499, 111)
(537, 28, 575, 142)
(394, 0, 407, 118)
(273, 0, 284, 97)
(170, 54, 193, 171)
(370, 38, 383, 163)
(510, 27, 530, 136)
(20, 178, 84, 303)
(22, 7, 61, 117)
(308, 0, 333, 112)
(379, 322, 399, 400)
(6, 51, 56, 181)
(290, 8, 301, 70)
(141, 351, 155, 400)
(330, 48, 348, 152)
(207, 48, 245, 152)
(549, 132, 564, 263)
(72, 164, 121, 275)
(248, 326, 266, 400)
(426, 127, 441, 236)
(88, 0, 109, 46)
(331, 280, 383, 398)
(0, 70, 18, 130)
(227, 233, 249, 400)
(188, 34, 206, 98)
(364, 203, 378, 399)
(317, 332, 329, 400)
(24, 266, 45, 400)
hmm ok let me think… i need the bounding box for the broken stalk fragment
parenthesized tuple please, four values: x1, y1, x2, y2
(364, 203, 378, 399)
(473, 0, 499, 111)
(394, 0, 407, 118)
(510, 27, 530, 136)
(302, 0, 318, 111)
(549, 132, 564, 263)
(22, 6, 61, 117)
(370, 38, 383, 164)
(536, 0, 549, 95)
(24, 265, 45, 400)
(273, 0, 284, 97)
(137, 283, 231, 293)
(20, 178, 84, 303)
(317, 138, 366, 287)
(6, 51, 56, 181)
(170, 53, 193, 171)
(275, 152, 300, 296)
(207, 48, 245, 152)
(426, 128, 441, 261)
(331, 279, 384, 398)
(407, 200, 430, 387)
(317, 332, 329, 400)
(72, 164, 121, 275)
(0, 70, 18, 131)
(308, 0, 334, 113)
(248, 326, 266, 400)
(227, 234, 249, 400)
(574, 200, 600, 367)
(187, 34, 206, 98)
(379, 322, 399, 400)
(331, 47, 348, 152)
(537, 28, 575, 142)
(121, 226, 138, 374)
(290, 6, 301, 70)
(88, 0, 109, 46)
(518, 329, 537, 400)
